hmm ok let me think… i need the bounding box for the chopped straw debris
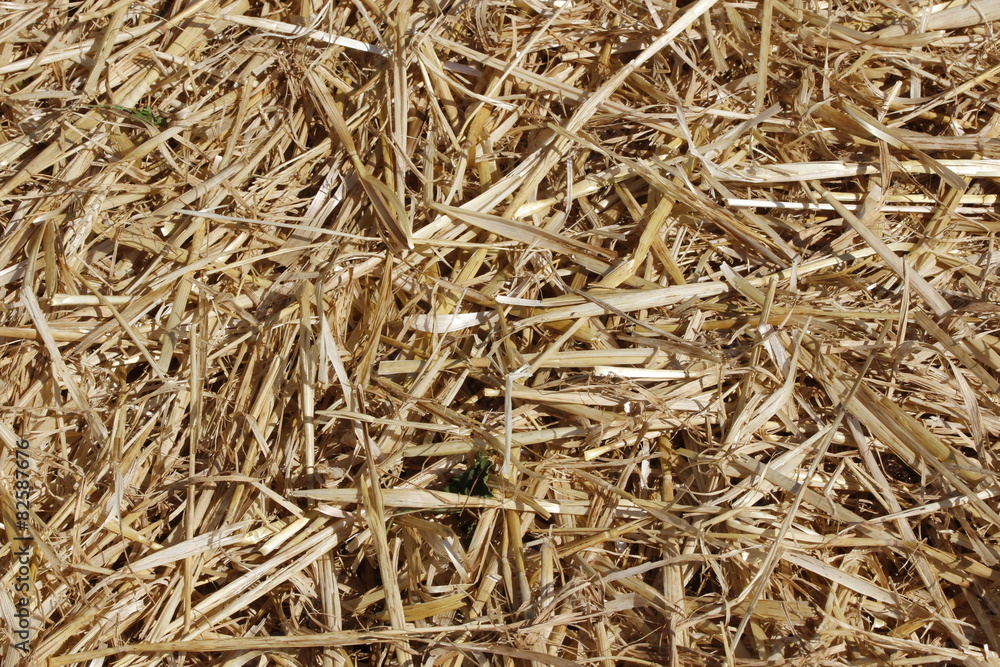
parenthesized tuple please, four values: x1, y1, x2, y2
(4, 0, 1000, 665)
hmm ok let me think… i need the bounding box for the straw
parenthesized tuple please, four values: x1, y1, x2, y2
(4, 0, 1000, 664)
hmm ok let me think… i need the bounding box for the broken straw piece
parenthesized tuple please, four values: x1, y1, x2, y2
(411, 312, 492, 333)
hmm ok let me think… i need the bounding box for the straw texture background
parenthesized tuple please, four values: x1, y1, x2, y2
(3, 0, 1000, 665)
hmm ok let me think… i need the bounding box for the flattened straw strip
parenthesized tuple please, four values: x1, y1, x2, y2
(755, 0, 773, 114)
(184, 320, 204, 627)
(431, 202, 612, 260)
(723, 158, 1000, 182)
(299, 283, 317, 484)
(318, 410, 473, 433)
(782, 552, 898, 605)
(503, 365, 532, 478)
(50, 295, 133, 306)
(214, 14, 389, 55)
(173, 209, 378, 240)
(519, 157, 1000, 218)
(874, 0, 1000, 37)
(867, 486, 1000, 524)
(482, 387, 713, 411)
(401, 426, 591, 457)
(293, 488, 653, 519)
(49, 614, 508, 665)
(726, 199, 994, 214)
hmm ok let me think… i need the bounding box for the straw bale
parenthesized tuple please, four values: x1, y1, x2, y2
(4, 0, 1000, 665)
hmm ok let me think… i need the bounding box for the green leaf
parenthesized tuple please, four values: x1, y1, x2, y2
(91, 104, 167, 128)
(132, 106, 167, 128)
(444, 453, 493, 498)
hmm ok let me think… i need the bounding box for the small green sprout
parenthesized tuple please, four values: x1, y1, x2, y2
(90, 104, 168, 128)
(444, 452, 493, 498)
